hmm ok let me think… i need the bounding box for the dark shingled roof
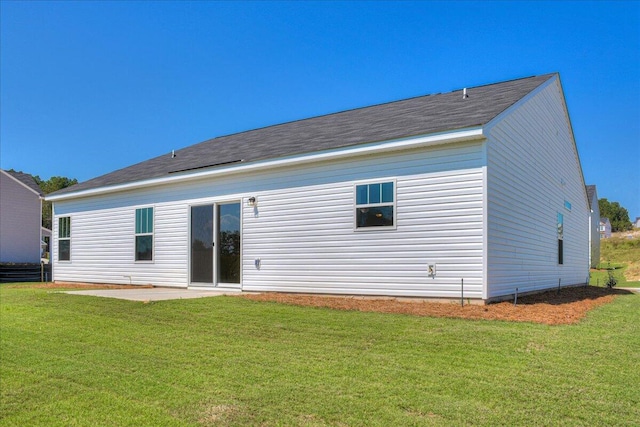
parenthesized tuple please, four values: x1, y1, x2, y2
(5, 170, 43, 196)
(586, 185, 597, 206)
(53, 73, 556, 196)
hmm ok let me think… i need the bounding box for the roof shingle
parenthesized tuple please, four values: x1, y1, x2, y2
(4, 170, 43, 196)
(53, 73, 556, 196)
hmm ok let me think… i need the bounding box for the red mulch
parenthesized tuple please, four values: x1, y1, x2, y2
(240, 286, 635, 325)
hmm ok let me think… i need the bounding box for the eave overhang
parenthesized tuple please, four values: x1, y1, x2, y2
(46, 126, 485, 202)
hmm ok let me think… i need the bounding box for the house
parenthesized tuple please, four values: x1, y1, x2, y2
(47, 73, 590, 302)
(600, 218, 612, 239)
(634, 217, 640, 229)
(41, 226, 52, 261)
(585, 185, 600, 268)
(0, 169, 44, 263)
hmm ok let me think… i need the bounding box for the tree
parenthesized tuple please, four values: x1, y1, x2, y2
(598, 198, 632, 232)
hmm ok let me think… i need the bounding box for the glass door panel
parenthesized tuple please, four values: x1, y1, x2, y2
(217, 203, 241, 284)
(191, 205, 214, 284)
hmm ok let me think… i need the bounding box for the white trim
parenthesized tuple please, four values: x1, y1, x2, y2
(57, 216, 72, 262)
(481, 164, 489, 301)
(215, 200, 242, 288)
(188, 200, 242, 288)
(352, 178, 397, 231)
(46, 127, 485, 202)
(134, 206, 155, 263)
(188, 203, 214, 286)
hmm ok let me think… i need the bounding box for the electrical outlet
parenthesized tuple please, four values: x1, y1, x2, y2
(428, 264, 436, 277)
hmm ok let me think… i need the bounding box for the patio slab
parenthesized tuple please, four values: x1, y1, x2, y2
(65, 287, 241, 301)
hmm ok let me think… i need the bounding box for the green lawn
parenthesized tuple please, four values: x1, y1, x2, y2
(590, 265, 640, 288)
(591, 235, 640, 288)
(1, 284, 639, 426)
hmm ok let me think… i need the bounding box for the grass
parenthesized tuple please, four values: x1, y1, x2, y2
(590, 233, 640, 288)
(1, 284, 639, 426)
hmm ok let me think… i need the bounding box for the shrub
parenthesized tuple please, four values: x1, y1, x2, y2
(606, 269, 618, 288)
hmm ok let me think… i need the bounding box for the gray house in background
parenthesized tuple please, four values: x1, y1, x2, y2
(585, 185, 600, 268)
(599, 218, 612, 239)
(0, 169, 44, 263)
(48, 73, 590, 302)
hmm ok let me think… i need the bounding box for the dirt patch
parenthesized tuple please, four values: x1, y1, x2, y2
(241, 286, 634, 325)
(2, 282, 153, 290)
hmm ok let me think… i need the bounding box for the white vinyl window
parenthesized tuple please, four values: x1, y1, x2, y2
(58, 217, 71, 261)
(355, 181, 395, 229)
(135, 207, 154, 261)
(558, 212, 564, 265)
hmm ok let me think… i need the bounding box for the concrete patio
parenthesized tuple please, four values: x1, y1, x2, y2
(64, 287, 242, 302)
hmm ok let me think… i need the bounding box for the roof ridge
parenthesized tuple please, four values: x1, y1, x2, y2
(50, 72, 557, 198)
(202, 73, 557, 143)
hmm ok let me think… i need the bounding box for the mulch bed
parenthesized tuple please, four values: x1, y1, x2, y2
(241, 286, 635, 325)
(4, 282, 634, 325)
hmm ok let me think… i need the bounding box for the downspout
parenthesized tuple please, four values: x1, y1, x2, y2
(481, 140, 489, 301)
(51, 202, 55, 283)
(589, 209, 593, 269)
(39, 196, 43, 266)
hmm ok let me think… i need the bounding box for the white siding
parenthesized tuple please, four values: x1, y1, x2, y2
(0, 172, 41, 263)
(485, 78, 589, 299)
(53, 140, 486, 298)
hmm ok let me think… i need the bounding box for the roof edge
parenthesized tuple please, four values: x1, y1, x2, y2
(482, 73, 557, 132)
(1, 169, 44, 197)
(47, 127, 485, 202)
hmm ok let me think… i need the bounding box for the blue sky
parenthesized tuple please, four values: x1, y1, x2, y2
(1, 1, 638, 218)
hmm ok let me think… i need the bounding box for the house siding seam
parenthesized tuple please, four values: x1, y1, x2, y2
(485, 79, 589, 298)
(53, 140, 486, 297)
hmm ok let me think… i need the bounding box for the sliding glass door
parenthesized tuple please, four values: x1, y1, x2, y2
(190, 202, 240, 286)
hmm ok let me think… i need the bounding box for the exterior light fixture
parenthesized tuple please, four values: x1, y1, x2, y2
(247, 197, 257, 207)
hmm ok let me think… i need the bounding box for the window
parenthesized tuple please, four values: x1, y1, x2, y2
(135, 207, 153, 261)
(58, 217, 71, 261)
(557, 212, 564, 265)
(355, 181, 395, 228)
(564, 200, 572, 211)
(558, 239, 564, 265)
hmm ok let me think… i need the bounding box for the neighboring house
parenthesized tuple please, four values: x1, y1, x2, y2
(634, 217, 640, 229)
(0, 169, 44, 263)
(585, 185, 600, 268)
(41, 227, 52, 260)
(47, 73, 590, 302)
(599, 218, 612, 239)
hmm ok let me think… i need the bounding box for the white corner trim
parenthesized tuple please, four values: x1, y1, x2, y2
(47, 127, 485, 201)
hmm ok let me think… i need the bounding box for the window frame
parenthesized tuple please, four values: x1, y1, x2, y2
(135, 207, 154, 262)
(353, 179, 397, 231)
(557, 212, 564, 265)
(58, 216, 71, 262)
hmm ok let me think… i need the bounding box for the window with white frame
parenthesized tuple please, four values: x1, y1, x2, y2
(355, 181, 395, 228)
(557, 212, 564, 265)
(135, 207, 154, 261)
(58, 217, 71, 261)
